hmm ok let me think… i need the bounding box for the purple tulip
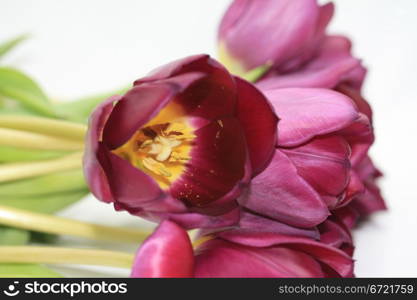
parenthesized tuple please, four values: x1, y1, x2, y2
(83, 55, 278, 229)
(130, 220, 354, 278)
(238, 87, 374, 227)
(218, 0, 366, 92)
(219, 0, 333, 74)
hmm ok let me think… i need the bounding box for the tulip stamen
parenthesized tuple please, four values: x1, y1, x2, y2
(113, 117, 195, 189)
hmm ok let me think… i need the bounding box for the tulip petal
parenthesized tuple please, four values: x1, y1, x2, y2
(195, 239, 325, 277)
(99, 148, 185, 213)
(143, 207, 240, 230)
(238, 211, 320, 239)
(332, 206, 360, 229)
(131, 220, 194, 278)
(337, 113, 373, 167)
(235, 77, 278, 175)
(263, 88, 358, 147)
(170, 117, 247, 210)
(239, 150, 329, 228)
(336, 84, 372, 122)
(352, 181, 386, 216)
(218, 0, 321, 71)
(351, 157, 386, 216)
(137, 55, 238, 121)
(281, 136, 351, 208)
(342, 170, 365, 207)
(319, 219, 354, 256)
(257, 36, 360, 89)
(217, 231, 354, 277)
(83, 96, 120, 204)
(103, 73, 204, 149)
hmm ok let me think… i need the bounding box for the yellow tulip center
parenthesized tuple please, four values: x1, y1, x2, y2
(112, 102, 195, 189)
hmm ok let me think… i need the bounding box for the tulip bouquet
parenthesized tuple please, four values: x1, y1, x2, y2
(0, 0, 385, 278)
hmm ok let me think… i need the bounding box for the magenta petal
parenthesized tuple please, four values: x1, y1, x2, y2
(83, 96, 120, 204)
(103, 73, 203, 149)
(263, 88, 358, 147)
(137, 55, 238, 121)
(219, 0, 321, 71)
(217, 231, 354, 277)
(144, 208, 240, 230)
(239, 150, 329, 228)
(99, 149, 184, 213)
(336, 83, 373, 123)
(319, 219, 354, 256)
(195, 239, 324, 278)
(137, 54, 219, 84)
(342, 170, 365, 207)
(235, 77, 278, 175)
(282, 136, 351, 208)
(257, 36, 360, 90)
(338, 113, 373, 167)
(333, 206, 360, 229)
(238, 211, 320, 239)
(170, 117, 247, 210)
(131, 220, 194, 278)
(352, 181, 386, 216)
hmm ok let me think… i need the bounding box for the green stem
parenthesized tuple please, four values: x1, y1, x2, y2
(0, 152, 83, 183)
(0, 127, 84, 150)
(0, 205, 150, 243)
(0, 146, 68, 162)
(0, 115, 87, 140)
(0, 246, 134, 268)
(0, 169, 86, 196)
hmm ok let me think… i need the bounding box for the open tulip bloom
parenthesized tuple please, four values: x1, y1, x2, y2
(84, 55, 278, 229)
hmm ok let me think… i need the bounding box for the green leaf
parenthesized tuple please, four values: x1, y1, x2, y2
(55, 86, 129, 123)
(0, 146, 67, 163)
(0, 67, 56, 117)
(0, 101, 39, 116)
(0, 34, 28, 59)
(0, 263, 62, 277)
(0, 169, 86, 196)
(0, 226, 30, 245)
(0, 190, 88, 214)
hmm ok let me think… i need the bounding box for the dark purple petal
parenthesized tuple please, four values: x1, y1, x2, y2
(137, 55, 238, 121)
(170, 117, 247, 211)
(99, 149, 184, 213)
(217, 231, 354, 277)
(83, 96, 120, 203)
(332, 206, 360, 229)
(195, 239, 325, 277)
(319, 219, 354, 256)
(235, 77, 278, 175)
(351, 181, 386, 216)
(103, 73, 204, 149)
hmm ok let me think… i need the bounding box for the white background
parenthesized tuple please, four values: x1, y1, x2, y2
(1, 0, 416, 277)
